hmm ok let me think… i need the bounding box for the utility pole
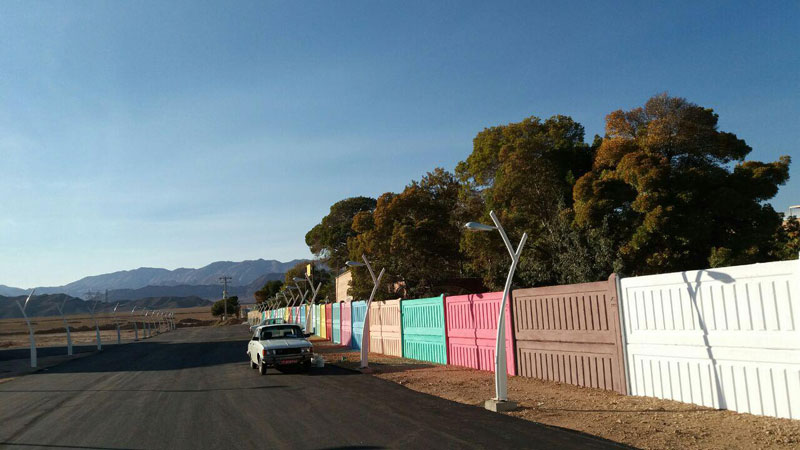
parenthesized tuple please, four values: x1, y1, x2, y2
(219, 276, 232, 319)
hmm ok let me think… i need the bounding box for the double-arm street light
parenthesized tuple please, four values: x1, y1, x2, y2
(465, 210, 527, 412)
(345, 255, 385, 369)
(55, 294, 73, 356)
(15, 289, 37, 367)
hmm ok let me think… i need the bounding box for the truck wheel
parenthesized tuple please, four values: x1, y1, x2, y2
(301, 361, 311, 373)
(258, 358, 267, 375)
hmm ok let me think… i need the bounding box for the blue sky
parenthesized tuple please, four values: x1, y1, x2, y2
(1, 1, 798, 288)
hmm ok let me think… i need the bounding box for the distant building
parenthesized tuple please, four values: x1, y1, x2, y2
(335, 270, 353, 303)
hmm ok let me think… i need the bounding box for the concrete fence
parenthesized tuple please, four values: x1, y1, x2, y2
(351, 301, 367, 350)
(619, 259, 800, 419)
(512, 275, 627, 394)
(332, 303, 341, 344)
(369, 299, 403, 357)
(445, 292, 515, 376)
(341, 302, 352, 347)
(401, 296, 447, 364)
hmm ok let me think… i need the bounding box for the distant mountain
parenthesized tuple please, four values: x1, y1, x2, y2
(0, 294, 211, 319)
(0, 285, 27, 297)
(16, 259, 307, 298)
(103, 272, 285, 302)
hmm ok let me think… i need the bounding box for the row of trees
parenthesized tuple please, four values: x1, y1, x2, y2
(286, 94, 795, 302)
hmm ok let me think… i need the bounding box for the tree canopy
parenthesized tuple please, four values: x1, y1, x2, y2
(305, 197, 377, 270)
(573, 94, 790, 275)
(305, 94, 793, 297)
(254, 280, 283, 304)
(211, 296, 239, 317)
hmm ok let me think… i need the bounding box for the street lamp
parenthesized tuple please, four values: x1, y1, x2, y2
(131, 306, 139, 341)
(113, 303, 121, 344)
(465, 210, 527, 412)
(88, 296, 102, 351)
(297, 275, 321, 333)
(346, 255, 385, 369)
(143, 309, 150, 338)
(15, 289, 37, 367)
(55, 294, 73, 355)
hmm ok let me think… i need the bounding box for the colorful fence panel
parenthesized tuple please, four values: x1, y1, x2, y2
(351, 301, 367, 350)
(332, 303, 341, 344)
(319, 305, 327, 339)
(512, 275, 626, 394)
(341, 302, 352, 347)
(369, 299, 403, 357)
(314, 304, 321, 336)
(445, 292, 515, 376)
(325, 303, 333, 340)
(619, 260, 800, 419)
(401, 296, 447, 364)
(299, 306, 306, 328)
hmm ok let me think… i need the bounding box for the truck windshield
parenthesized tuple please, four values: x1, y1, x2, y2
(260, 326, 304, 340)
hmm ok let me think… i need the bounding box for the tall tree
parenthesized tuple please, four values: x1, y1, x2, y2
(573, 93, 791, 275)
(254, 280, 283, 304)
(305, 197, 377, 270)
(456, 115, 595, 289)
(347, 168, 464, 299)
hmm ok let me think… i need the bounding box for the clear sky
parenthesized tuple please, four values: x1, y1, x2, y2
(1, 1, 798, 288)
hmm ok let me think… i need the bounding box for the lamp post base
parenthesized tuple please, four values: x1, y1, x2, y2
(485, 398, 518, 412)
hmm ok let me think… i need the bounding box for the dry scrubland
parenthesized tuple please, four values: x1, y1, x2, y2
(0, 306, 216, 349)
(312, 339, 800, 450)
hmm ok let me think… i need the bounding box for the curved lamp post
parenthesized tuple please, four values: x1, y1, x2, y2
(465, 210, 527, 412)
(113, 303, 121, 344)
(15, 289, 37, 367)
(88, 298, 102, 351)
(131, 306, 139, 341)
(55, 294, 73, 356)
(346, 255, 385, 369)
(295, 275, 321, 333)
(144, 309, 151, 338)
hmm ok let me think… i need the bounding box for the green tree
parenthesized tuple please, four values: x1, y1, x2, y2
(347, 168, 464, 299)
(456, 115, 596, 289)
(254, 280, 283, 304)
(573, 93, 791, 275)
(282, 261, 333, 304)
(211, 296, 239, 317)
(305, 197, 377, 270)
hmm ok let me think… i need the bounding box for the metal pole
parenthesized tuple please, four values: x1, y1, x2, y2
(132, 306, 139, 341)
(144, 310, 150, 338)
(15, 290, 37, 368)
(89, 299, 102, 351)
(113, 303, 121, 345)
(489, 210, 527, 403)
(360, 255, 385, 369)
(56, 296, 73, 356)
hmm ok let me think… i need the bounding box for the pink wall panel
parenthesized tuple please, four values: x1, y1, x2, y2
(340, 302, 352, 347)
(445, 292, 516, 376)
(325, 303, 333, 340)
(369, 299, 402, 357)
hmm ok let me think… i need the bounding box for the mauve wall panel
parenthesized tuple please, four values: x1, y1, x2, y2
(341, 302, 352, 347)
(351, 301, 367, 350)
(332, 303, 341, 344)
(369, 299, 403, 357)
(513, 275, 626, 394)
(445, 292, 516, 376)
(325, 304, 333, 340)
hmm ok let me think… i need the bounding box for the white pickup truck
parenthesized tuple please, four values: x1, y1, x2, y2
(247, 324, 313, 375)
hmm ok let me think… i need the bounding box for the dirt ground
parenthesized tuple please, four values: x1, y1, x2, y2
(312, 340, 800, 450)
(0, 306, 216, 349)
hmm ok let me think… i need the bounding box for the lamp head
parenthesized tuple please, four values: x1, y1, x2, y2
(464, 221, 497, 232)
(345, 261, 365, 267)
(293, 277, 306, 282)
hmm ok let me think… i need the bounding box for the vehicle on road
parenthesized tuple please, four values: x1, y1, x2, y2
(249, 317, 285, 333)
(247, 324, 312, 375)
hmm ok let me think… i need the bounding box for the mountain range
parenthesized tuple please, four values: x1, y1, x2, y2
(1, 259, 305, 300)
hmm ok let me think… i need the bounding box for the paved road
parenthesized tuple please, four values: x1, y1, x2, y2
(0, 326, 628, 449)
(0, 345, 97, 362)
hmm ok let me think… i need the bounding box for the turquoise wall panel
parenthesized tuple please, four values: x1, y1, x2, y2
(401, 296, 447, 364)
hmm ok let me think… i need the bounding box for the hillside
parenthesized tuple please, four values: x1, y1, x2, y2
(6, 259, 306, 298)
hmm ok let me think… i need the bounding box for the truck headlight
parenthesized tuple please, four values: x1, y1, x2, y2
(301, 348, 311, 353)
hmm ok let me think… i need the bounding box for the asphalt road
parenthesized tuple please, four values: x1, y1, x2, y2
(0, 325, 628, 449)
